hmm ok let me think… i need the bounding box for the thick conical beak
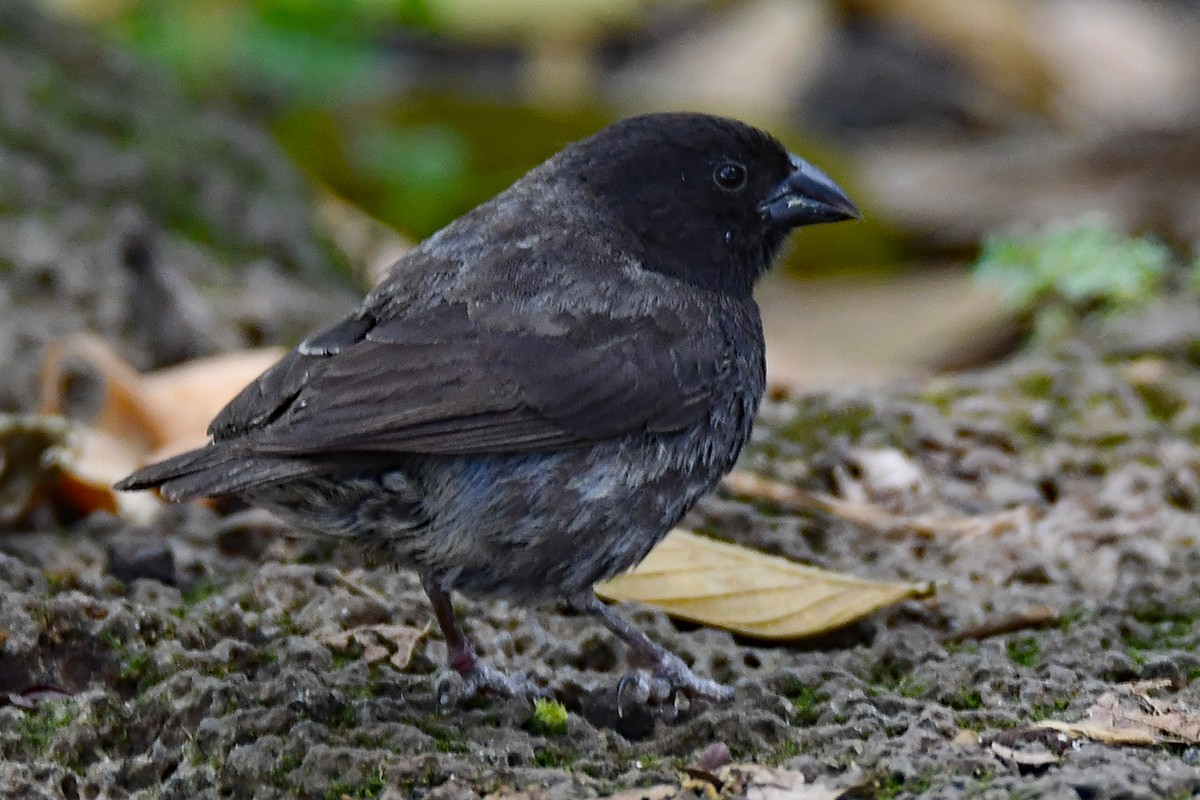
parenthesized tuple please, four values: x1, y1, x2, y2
(759, 154, 860, 229)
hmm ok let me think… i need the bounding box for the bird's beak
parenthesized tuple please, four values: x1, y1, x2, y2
(759, 154, 860, 229)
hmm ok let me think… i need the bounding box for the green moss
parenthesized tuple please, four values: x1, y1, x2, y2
(1006, 636, 1041, 667)
(17, 701, 72, 754)
(533, 747, 574, 768)
(329, 704, 357, 730)
(1014, 370, 1056, 400)
(787, 685, 829, 726)
(325, 764, 387, 800)
(636, 754, 661, 771)
(528, 697, 568, 736)
(1125, 604, 1199, 651)
(766, 738, 802, 765)
(119, 651, 153, 684)
(414, 720, 465, 754)
(873, 768, 935, 799)
(944, 689, 984, 711)
(181, 577, 223, 608)
(98, 629, 126, 651)
(1029, 696, 1070, 721)
(1134, 380, 1186, 424)
(777, 399, 878, 453)
(270, 752, 304, 787)
(974, 221, 1174, 338)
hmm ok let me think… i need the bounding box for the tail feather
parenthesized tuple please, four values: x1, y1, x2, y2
(115, 444, 321, 501)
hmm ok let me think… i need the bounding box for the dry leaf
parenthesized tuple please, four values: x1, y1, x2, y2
(315, 623, 428, 670)
(717, 764, 851, 800)
(943, 604, 1060, 643)
(0, 413, 164, 523)
(0, 414, 74, 524)
(596, 529, 933, 640)
(1034, 688, 1200, 746)
(722, 470, 1032, 540)
(137, 348, 286, 460)
(37, 335, 283, 515)
(989, 740, 1061, 769)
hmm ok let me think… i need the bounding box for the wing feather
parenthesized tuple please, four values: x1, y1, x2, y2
(209, 297, 723, 457)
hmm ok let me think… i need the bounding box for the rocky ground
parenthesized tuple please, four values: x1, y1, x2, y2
(5, 4, 1200, 799)
(7, 312, 1200, 800)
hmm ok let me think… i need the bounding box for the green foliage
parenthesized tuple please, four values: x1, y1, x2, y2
(17, 701, 72, 753)
(944, 688, 984, 710)
(529, 697, 569, 736)
(974, 220, 1174, 338)
(324, 763, 388, 800)
(272, 94, 611, 240)
(110, 0, 432, 102)
(787, 685, 829, 726)
(532, 747, 574, 768)
(1006, 636, 1041, 667)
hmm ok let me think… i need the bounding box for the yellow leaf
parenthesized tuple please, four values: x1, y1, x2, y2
(596, 529, 933, 640)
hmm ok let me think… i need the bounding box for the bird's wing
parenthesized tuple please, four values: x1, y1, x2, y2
(208, 299, 723, 456)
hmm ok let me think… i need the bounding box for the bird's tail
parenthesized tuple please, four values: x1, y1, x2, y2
(115, 443, 321, 501)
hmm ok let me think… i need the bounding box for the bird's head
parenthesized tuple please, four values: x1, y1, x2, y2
(555, 113, 859, 298)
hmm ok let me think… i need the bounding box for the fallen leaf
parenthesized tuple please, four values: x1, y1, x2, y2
(722, 470, 1033, 540)
(137, 348, 285, 461)
(596, 529, 933, 640)
(717, 763, 852, 800)
(1034, 688, 1200, 746)
(36, 335, 283, 516)
(943, 604, 1060, 643)
(989, 740, 1061, 769)
(0, 414, 73, 525)
(315, 623, 428, 670)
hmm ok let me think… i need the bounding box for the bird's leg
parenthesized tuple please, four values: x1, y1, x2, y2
(573, 593, 734, 705)
(420, 574, 538, 704)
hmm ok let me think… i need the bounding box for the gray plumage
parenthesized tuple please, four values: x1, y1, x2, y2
(118, 112, 858, 702)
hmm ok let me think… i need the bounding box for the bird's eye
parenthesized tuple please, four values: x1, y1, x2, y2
(713, 162, 747, 191)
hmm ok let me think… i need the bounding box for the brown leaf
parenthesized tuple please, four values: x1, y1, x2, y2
(0, 414, 72, 525)
(721, 470, 1032, 540)
(1034, 687, 1200, 746)
(314, 623, 428, 670)
(596, 529, 933, 640)
(36, 336, 283, 517)
(943, 604, 1060, 643)
(137, 348, 285, 461)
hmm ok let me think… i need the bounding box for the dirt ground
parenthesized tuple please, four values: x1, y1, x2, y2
(7, 301, 1200, 800)
(6, 5, 1200, 798)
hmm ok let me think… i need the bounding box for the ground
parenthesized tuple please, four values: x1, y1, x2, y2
(4, 4, 1200, 798)
(6, 310, 1200, 799)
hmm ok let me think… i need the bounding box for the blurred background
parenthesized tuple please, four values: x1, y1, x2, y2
(21, 0, 1200, 387)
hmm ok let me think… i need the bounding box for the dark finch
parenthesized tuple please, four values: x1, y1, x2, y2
(117, 113, 858, 703)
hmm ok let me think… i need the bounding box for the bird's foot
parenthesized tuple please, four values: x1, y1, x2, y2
(615, 652, 733, 715)
(435, 662, 543, 707)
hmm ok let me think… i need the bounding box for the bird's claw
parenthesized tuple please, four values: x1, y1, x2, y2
(616, 671, 667, 716)
(614, 654, 733, 715)
(435, 663, 542, 707)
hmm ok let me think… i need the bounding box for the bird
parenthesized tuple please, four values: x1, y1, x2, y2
(116, 112, 859, 704)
